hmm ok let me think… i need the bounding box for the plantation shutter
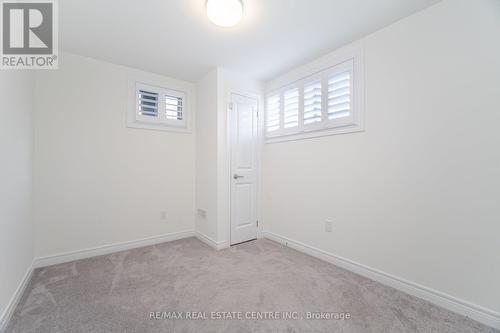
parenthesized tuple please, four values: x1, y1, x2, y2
(135, 82, 187, 129)
(165, 94, 183, 120)
(283, 88, 299, 128)
(266, 94, 281, 133)
(138, 90, 159, 117)
(327, 71, 351, 120)
(303, 80, 322, 124)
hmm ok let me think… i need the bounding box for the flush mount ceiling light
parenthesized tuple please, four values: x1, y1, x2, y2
(206, 0, 243, 28)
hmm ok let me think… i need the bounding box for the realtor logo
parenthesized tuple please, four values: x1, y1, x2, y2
(1, 0, 58, 69)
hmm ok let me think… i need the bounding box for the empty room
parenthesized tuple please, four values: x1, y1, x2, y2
(1, 0, 499, 332)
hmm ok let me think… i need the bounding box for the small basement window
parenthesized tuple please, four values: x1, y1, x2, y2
(265, 54, 364, 143)
(128, 81, 189, 132)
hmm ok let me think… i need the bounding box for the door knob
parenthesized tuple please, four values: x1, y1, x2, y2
(233, 174, 244, 179)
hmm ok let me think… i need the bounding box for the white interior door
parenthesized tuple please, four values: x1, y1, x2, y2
(230, 94, 259, 245)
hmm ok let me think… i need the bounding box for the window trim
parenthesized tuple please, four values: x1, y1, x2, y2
(127, 78, 191, 133)
(265, 50, 364, 143)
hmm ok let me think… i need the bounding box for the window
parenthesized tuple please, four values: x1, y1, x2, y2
(128, 81, 189, 132)
(265, 56, 363, 142)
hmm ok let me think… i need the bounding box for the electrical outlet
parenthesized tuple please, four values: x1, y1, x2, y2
(325, 219, 333, 232)
(197, 208, 207, 219)
(160, 211, 167, 221)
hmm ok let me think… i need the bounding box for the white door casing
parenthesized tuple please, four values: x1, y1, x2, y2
(230, 94, 259, 245)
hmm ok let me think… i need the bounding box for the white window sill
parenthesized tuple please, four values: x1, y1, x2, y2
(265, 123, 364, 144)
(126, 121, 191, 133)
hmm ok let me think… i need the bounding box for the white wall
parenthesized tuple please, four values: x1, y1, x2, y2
(195, 69, 219, 241)
(263, 0, 500, 315)
(33, 53, 196, 257)
(0, 72, 34, 323)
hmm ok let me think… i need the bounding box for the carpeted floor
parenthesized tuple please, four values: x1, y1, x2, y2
(5, 237, 498, 333)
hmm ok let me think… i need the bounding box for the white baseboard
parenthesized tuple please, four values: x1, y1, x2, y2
(33, 229, 195, 268)
(262, 231, 500, 330)
(0, 260, 35, 332)
(195, 231, 229, 250)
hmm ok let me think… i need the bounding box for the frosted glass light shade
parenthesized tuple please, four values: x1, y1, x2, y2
(207, 0, 243, 27)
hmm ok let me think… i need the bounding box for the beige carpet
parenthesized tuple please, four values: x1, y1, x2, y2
(5, 238, 498, 333)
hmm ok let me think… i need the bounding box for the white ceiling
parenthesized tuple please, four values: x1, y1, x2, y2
(60, 0, 440, 82)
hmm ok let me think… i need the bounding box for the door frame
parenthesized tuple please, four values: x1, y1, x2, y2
(225, 91, 263, 246)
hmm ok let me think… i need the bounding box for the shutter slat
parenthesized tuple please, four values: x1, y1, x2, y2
(328, 90, 350, 100)
(139, 91, 158, 98)
(328, 96, 350, 106)
(329, 110, 350, 119)
(328, 72, 350, 84)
